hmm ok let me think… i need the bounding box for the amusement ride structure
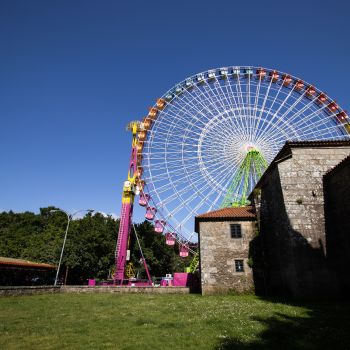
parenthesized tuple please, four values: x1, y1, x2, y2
(114, 66, 350, 283)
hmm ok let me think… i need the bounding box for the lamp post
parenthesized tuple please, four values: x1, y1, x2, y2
(50, 209, 94, 286)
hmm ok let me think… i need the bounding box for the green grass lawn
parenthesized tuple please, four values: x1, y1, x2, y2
(1, 293, 350, 350)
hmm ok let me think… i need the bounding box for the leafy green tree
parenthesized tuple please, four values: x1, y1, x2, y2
(0, 208, 194, 284)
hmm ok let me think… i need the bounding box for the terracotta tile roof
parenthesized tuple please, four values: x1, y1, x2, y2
(196, 206, 256, 219)
(0, 257, 56, 269)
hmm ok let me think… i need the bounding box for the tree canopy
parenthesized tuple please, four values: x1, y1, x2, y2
(0, 207, 192, 284)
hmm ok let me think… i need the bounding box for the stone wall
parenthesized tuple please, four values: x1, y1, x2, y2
(199, 220, 256, 295)
(279, 146, 350, 252)
(61, 286, 190, 294)
(324, 156, 350, 295)
(0, 285, 190, 297)
(0, 286, 60, 296)
(253, 145, 350, 298)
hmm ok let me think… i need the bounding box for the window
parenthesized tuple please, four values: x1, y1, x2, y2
(235, 260, 244, 272)
(230, 224, 242, 238)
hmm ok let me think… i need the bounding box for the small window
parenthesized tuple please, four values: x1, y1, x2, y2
(230, 224, 242, 238)
(235, 260, 244, 272)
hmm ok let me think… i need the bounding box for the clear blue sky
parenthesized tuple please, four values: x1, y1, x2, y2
(0, 0, 349, 220)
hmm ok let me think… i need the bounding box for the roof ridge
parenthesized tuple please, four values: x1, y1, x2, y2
(196, 206, 256, 219)
(324, 154, 350, 176)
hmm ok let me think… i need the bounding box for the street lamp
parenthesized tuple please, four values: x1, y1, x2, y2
(50, 209, 94, 286)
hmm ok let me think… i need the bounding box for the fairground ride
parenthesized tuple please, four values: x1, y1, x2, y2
(115, 66, 350, 283)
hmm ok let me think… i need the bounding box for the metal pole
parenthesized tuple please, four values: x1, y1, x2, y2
(132, 223, 152, 285)
(51, 209, 93, 287)
(54, 213, 70, 286)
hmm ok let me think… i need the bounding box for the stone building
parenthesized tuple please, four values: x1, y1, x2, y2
(195, 206, 256, 295)
(324, 155, 350, 295)
(249, 140, 350, 298)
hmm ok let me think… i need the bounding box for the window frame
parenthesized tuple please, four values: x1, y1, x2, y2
(235, 259, 244, 273)
(230, 223, 242, 239)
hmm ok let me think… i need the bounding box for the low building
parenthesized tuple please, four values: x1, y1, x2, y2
(0, 257, 56, 286)
(249, 140, 350, 298)
(195, 207, 256, 295)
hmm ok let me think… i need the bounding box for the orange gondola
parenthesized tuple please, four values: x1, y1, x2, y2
(136, 166, 143, 178)
(156, 98, 165, 110)
(143, 117, 152, 130)
(138, 130, 147, 141)
(136, 141, 144, 153)
(148, 107, 158, 120)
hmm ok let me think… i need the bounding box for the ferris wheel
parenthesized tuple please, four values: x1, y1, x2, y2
(134, 66, 350, 250)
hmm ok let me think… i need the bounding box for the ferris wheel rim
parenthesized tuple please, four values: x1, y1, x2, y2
(137, 65, 349, 246)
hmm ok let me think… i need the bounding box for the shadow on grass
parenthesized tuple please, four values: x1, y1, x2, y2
(216, 297, 350, 350)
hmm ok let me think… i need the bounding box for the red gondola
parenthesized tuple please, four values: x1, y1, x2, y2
(139, 192, 150, 206)
(327, 102, 339, 114)
(316, 93, 327, 105)
(145, 207, 157, 221)
(165, 233, 176, 246)
(282, 74, 292, 86)
(154, 220, 166, 234)
(256, 68, 266, 80)
(335, 111, 348, 123)
(294, 80, 304, 91)
(305, 86, 316, 98)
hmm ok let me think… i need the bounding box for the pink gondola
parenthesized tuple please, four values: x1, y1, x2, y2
(179, 244, 189, 258)
(154, 220, 166, 234)
(139, 192, 150, 207)
(145, 207, 157, 221)
(165, 232, 176, 246)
